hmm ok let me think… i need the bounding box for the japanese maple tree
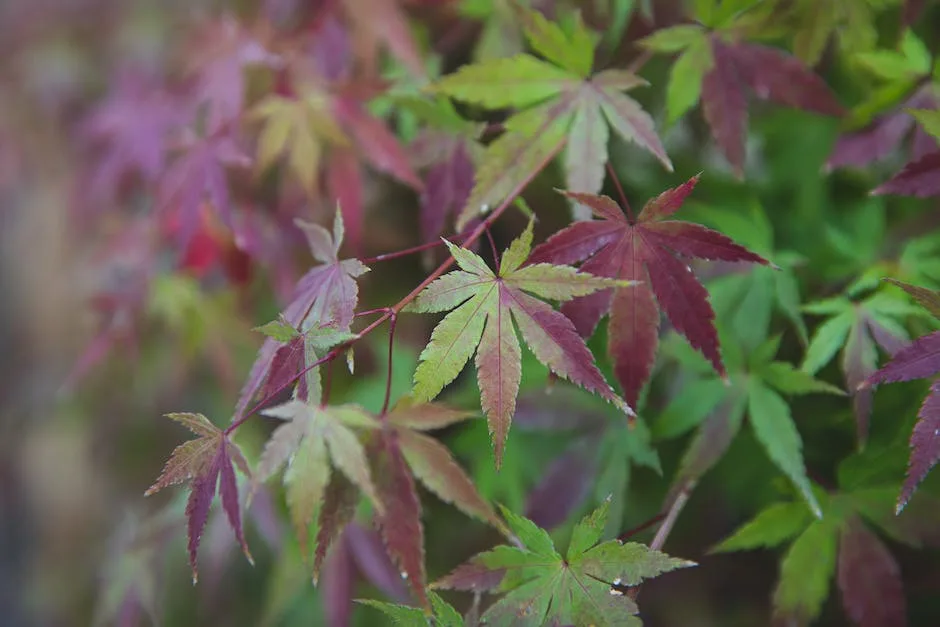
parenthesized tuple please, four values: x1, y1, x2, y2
(19, 1, 940, 626)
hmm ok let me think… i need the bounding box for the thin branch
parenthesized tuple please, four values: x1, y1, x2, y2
(628, 486, 692, 602)
(626, 48, 654, 75)
(225, 347, 342, 434)
(226, 136, 559, 435)
(606, 161, 634, 222)
(360, 239, 447, 264)
(484, 225, 500, 266)
(355, 307, 392, 318)
(616, 512, 667, 543)
(322, 359, 334, 405)
(380, 313, 398, 417)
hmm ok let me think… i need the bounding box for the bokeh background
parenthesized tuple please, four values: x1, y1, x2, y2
(4, 1, 940, 626)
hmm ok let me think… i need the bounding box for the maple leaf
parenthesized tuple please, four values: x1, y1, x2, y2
(432, 4, 671, 226)
(399, 95, 483, 241)
(319, 523, 411, 626)
(514, 391, 660, 535)
(145, 413, 252, 582)
(640, 18, 843, 173)
(362, 399, 507, 609)
(92, 513, 172, 627)
(861, 280, 940, 511)
(837, 515, 906, 627)
(359, 591, 464, 627)
(873, 115, 940, 197)
(386, 399, 506, 533)
(713, 480, 917, 626)
(663, 334, 843, 517)
(681, 197, 808, 349)
(235, 208, 368, 420)
(528, 177, 770, 407)
(185, 16, 280, 131)
(249, 82, 351, 197)
(333, 0, 428, 79)
(801, 291, 918, 444)
(827, 82, 938, 173)
(370, 427, 429, 607)
(433, 499, 694, 626)
(766, 0, 890, 67)
(249, 72, 421, 248)
(79, 70, 184, 206)
(157, 128, 252, 247)
(405, 220, 632, 465)
(257, 399, 384, 560)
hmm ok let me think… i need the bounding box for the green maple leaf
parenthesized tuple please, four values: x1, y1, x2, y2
(249, 82, 350, 195)
(712, 454, 940, 627)
(662, 334, 843, 517)
(800, 290, 926, 444)
(358, 591, 464, 626)
(256, 400, 383, 563)
(433, 499, 694, 626)
(405, 221, 633, 465)
(431, 4, 671, 227)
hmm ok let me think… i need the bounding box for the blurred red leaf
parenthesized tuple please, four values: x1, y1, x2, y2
(837, 516, 906, 627)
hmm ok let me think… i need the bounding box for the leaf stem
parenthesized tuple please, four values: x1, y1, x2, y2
(616, 512, 667, 543)
(360, 239, 447, 264)
(226, 143, 555, 435)
(322, 359, 334, 405)
(355, 307, 392, 318)
(626, 49, 654, 75)
(225, 348, 341, 434)
(606, 162, 634, 222)
(484, 225, 500, 266)
(380, 313, 398, 417)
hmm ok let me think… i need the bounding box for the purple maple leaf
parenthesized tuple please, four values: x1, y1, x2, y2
(864, 329, 940, 510)
(158, 128, 252, 247)
(701, 37, 843, 174)
(185, 16, 280, 131)
(837, 516, 906, 627)
(418, 137, 475, 242)
(827, 85, 938, 172)
(79, 70, 185, 206)
(529, 177, 770, 406)
(234, 210, 368, 419)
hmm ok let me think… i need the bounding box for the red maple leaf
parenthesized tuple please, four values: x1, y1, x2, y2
(158, 128, 252, 247)
(862, 281, 940, 510)
(79, 71, 185, 206)
(701, 37, 843, 174)
(414, 133, 476, 242)
(837, 515, 906, 627)
(185, 16, 280, 131)
(827, 84, 938, 172)
(873, 151, 940, 198)
(234, 209, 368, 419)
(528, 176, 770, 406)
(145, 413, 252, 581)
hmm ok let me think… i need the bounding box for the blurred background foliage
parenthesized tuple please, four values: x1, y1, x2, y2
(3, 0, 940, 626)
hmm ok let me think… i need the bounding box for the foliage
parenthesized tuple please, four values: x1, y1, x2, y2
(12, 0, 940, 625)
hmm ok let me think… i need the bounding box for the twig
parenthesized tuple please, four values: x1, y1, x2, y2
(606, 162, 634, 222)
(225, 135, 560, 435)
(380, 313, 398, 416)
(322, 359, 334, 405)
(360, 239, 447, 264)
(484, 225, 499, 266)
(628, 486, 692, 602)
(616, 512, 667, 543)
(626, 49, 654, 74)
